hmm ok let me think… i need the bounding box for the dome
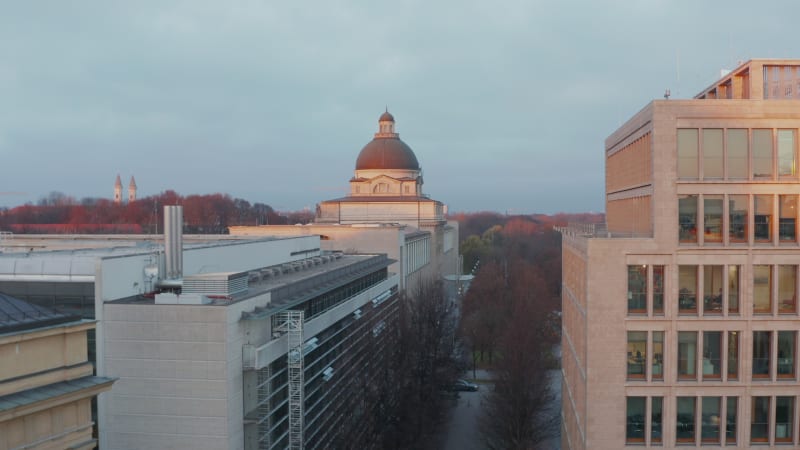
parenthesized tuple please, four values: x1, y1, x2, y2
(355, 137, 420, 170)
(379, 111, 395, 122)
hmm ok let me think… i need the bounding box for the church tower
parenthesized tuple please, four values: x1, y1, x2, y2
(114, 175, 122, 204)
(128, 176, 137, 203)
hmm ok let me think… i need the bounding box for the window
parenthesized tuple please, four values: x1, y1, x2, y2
(753, 331, 771, 378)
(779, 195, 797, 242)
(701, 397, 721, 444)
(753, 129, 773, 178)
(728, 195, 748, 243)
(677, 397, 696, 443)
(728, 265, 740, 314)
(679, 195, 698, 243)
(751, 397, 770, 443)
(678, 332, 697, 379)
(726, 397, 737, 445)
(777, 331, 795, 378)
(653, 265, 664, 315)
(727, 129, 748, 179)
(703, 195, 723, 243)
(703, 129, 723, 178)
(703, 265, 723, 314)
(679, 265, 698, 314)
(652, 331, 664, 380)
(626, 397, 646, 443)
(754, 195, 773, 242)
(753, 265, 772, 314)
(777, 129, 796, 177)
(775, 397, 794, 442)
(651, 397, 663, 444)
(627, 266, 647, 314)
(678, 129, 699, 179)
(702, 331, 722, 379)
(727, 331, 739, 380)
(627, 331, 647, 379)
(778, 265, 797, 314)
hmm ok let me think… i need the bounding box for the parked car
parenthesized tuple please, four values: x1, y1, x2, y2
(450, 379, 478, 392)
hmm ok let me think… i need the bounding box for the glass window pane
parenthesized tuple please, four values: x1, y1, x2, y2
(703, 265, 723, 314)
(726, 397, 737, 444)
(653, 265, 664, 315)
(652, 331, 664, 380)
(754, 195, 773, 242)
(677, 397, 696, 442)
(679, 195, 698, 243)
(752, 129, 773, 178)
(727, 331, 739, 380)
(679, 265, 698, 314)
(751, 397, 770, 443)
(627, 331, 647, 378)
(728, 265, 740, 314)
(753, 331, 771, 378)
(779, 195, 797, 242)
(776, 397, 794, 442)
(753, 265, 772, 314)
(778, 265, 797, 314)
(626, 397, 646, 443)
(703, 129, 724, 178)
(703, 332, 722, 379)
(778, 331, 795, 378)
(701, 397, 721, 443)
(703, 195, 723, 243)
(627, 265, 647, 314)
(727, 129, 748, 179)
(728, 195, 748, 243)
(678, 129, 699, 179)
(777, 129, 796, 177)
(678, 332, 698, 379)
(652, 397, 663, 443)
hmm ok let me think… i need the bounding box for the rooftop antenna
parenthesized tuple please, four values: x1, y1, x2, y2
(664, 89, 671, 100)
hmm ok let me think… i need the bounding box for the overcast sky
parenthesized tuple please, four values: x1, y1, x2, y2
(1, 1, 798, 213)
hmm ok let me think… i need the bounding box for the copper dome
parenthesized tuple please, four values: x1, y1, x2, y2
(355, 137, 419, 170)
(379, 111, 395, 122)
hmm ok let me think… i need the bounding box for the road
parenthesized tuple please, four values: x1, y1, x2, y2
(441, 369, 561, 450)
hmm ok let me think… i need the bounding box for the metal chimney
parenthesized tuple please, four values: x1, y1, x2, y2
(164, 205, 183, 280)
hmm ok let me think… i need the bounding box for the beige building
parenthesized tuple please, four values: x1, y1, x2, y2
(231, 111, 460, 290)
(560, 59, 800, 449)
(0, 293, 114, 450)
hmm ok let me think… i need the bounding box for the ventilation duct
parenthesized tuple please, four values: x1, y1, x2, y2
(164, 205, 183, 280)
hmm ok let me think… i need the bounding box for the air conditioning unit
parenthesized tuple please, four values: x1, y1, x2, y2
(353, 309, 362, 320)
(322, 367, 334, 381)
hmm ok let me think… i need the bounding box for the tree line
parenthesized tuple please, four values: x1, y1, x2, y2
(0, 190, 314, 234)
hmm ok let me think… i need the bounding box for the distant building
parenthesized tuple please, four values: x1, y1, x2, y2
(559, 59, 800, 449)
(231, 111, 462, 290)
(113, 174, 137, 204)
(128, 176, 136, 203)
(0, 293, 115, 450)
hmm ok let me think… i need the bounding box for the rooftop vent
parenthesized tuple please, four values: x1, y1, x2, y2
(183, 272, 248, 297)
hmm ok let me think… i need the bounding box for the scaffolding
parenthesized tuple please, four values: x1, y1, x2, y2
(276, 310, 304, 450)
(256, 365, 272, 449)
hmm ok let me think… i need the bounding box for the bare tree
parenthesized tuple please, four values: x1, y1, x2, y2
(387, 278, 460, 449)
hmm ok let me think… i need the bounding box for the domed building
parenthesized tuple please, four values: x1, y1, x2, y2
(316, 111, 445, 228)
(231, 111, 461, 290)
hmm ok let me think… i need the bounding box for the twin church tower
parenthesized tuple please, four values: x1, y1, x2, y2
(113, 175, 137, 204)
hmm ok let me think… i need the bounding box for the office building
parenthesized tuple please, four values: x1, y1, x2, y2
(0, 207, 400, 449)
(560, 59, 800, 448)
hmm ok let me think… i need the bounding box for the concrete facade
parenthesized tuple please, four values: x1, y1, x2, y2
(561, 60, 800, 449)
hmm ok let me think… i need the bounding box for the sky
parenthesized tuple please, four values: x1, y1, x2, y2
(2, 1, 799, 214)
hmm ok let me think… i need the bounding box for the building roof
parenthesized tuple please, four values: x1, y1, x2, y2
(379, 111, 395, 122)
(0, 292, 82, 334)
(0, 375, 115, 414)
(322, 195, 436, 203)
(355, 136, 420, 171)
